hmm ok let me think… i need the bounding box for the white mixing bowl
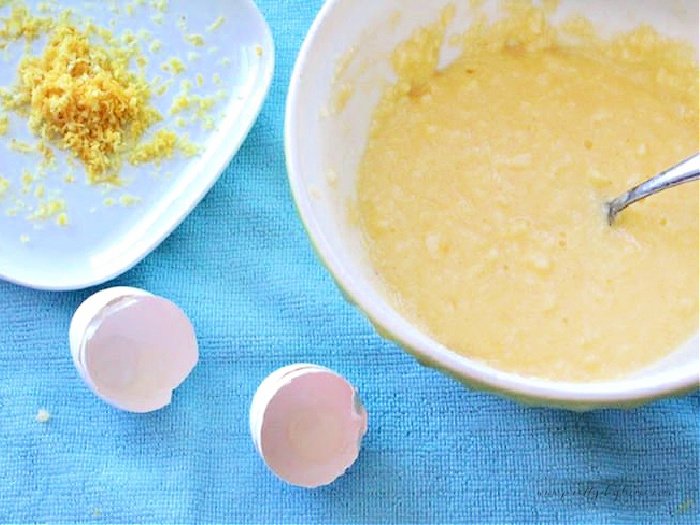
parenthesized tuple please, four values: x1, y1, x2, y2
(285, 0, 699, 409)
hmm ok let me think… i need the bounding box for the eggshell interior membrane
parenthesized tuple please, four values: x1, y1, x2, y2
(249, 363, 323, 453)
(82, 295, 199, 413)
(258, 369, 368, 488)
(69, 287, 150, 377)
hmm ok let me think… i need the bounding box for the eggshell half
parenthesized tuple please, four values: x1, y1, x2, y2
(69, 287, 199, 413)
(250, 365, 368, 488)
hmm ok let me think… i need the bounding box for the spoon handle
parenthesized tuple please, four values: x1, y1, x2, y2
(607, 153, 700, 225)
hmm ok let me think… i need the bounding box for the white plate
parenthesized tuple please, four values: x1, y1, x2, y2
(0, 0, 274, 290)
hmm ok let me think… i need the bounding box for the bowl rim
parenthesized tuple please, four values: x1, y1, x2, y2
(284, 0, 700, 408)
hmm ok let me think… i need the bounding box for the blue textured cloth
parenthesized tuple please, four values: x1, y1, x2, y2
(1, 1, 698, 523)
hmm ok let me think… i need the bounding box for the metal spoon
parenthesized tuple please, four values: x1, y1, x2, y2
(606, 153, 699, 225)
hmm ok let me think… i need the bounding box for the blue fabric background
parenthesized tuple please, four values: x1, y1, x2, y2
(1, 1, 698, 523)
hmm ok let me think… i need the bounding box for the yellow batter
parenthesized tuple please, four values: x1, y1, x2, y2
(357, 4, 699, 381)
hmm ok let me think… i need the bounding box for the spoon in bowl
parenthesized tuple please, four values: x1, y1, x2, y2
(606, 153, 699, 225)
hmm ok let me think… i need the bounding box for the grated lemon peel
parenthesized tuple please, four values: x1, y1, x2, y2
(0, 0, 230, 231)
(4, 24, 161, 184)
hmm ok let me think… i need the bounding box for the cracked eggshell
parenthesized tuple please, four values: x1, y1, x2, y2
(69, 287, 199, 413)
(250, 364, 368, 488)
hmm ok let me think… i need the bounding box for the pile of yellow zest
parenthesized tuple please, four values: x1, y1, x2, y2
(5, 24, 161, 184)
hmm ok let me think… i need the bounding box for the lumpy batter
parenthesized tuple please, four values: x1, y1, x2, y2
(357, 4, 699, 381)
